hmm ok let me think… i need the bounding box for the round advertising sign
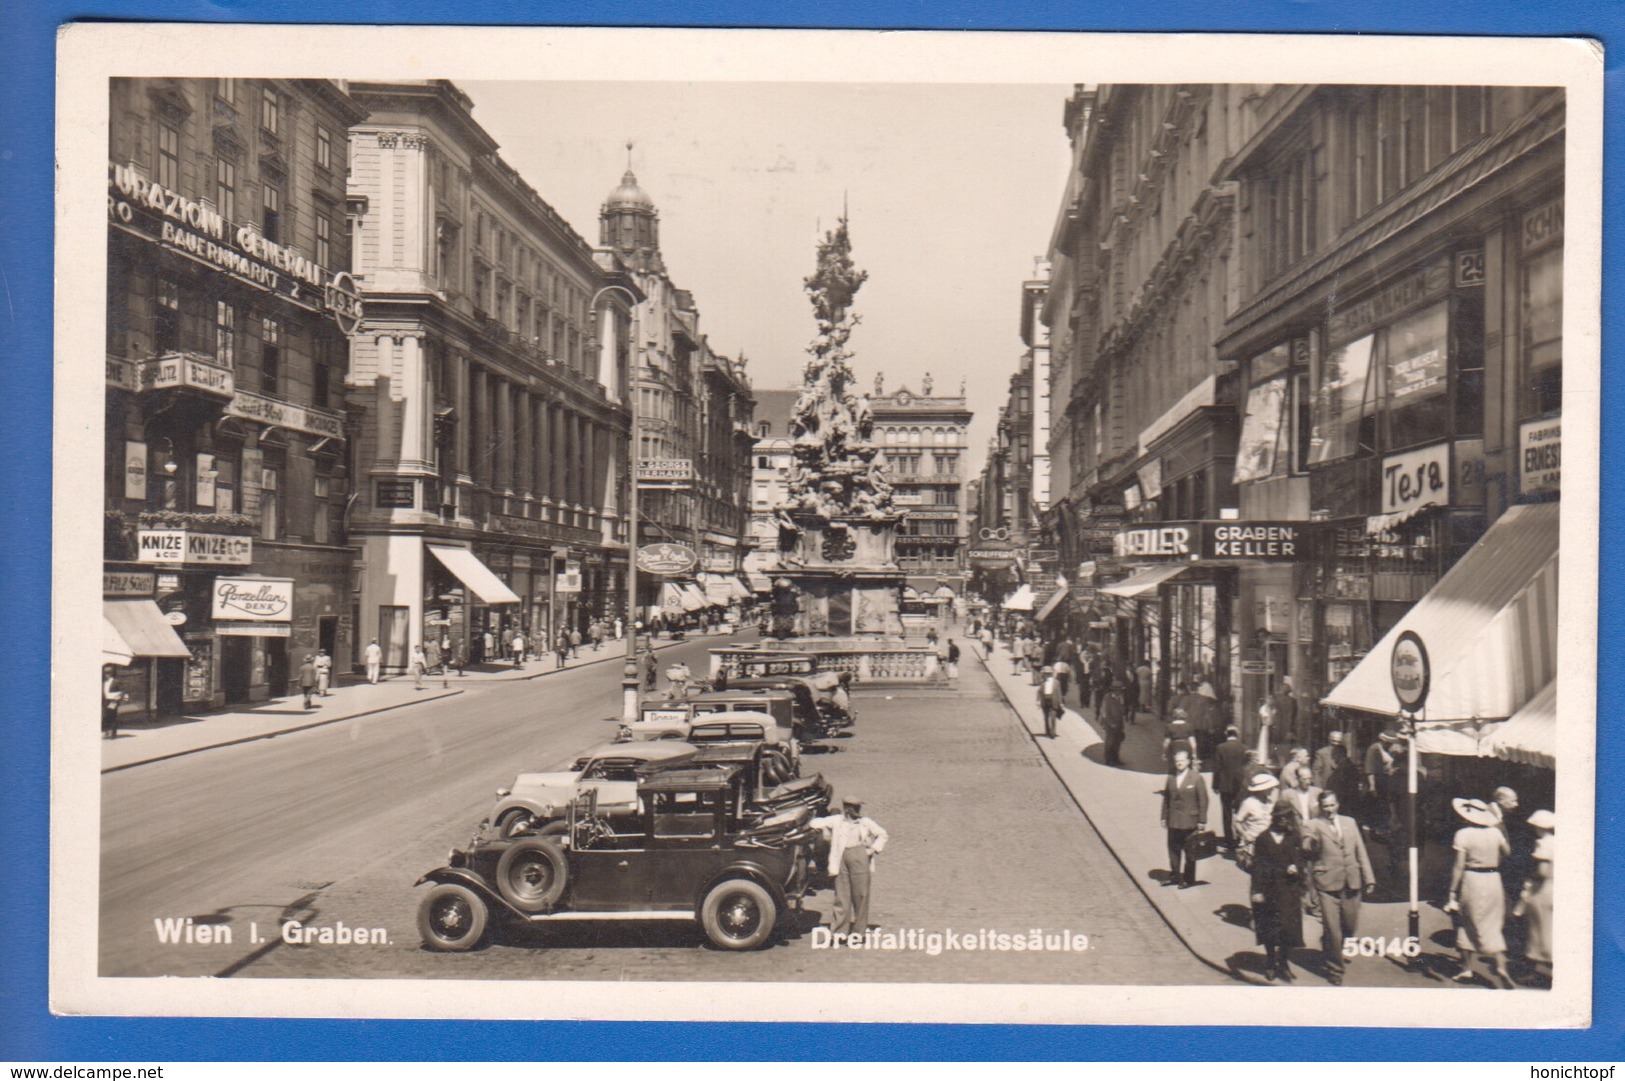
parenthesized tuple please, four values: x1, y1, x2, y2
(325, 271, 364, 336)
(635, 542, 699, 577)
(163, 610, 187, 626)
(1390, 630, 1430, 712)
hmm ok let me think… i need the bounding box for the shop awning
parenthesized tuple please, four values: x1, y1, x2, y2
(426, 545, 521, 604)
(679, 583, 708, 612)
(748, 573, 774, 594)
(1003, 584, 1036, 611)
(1483, 681, 1556, 770)
(1035, 588, 1070, 623)
(727, 576, 752, 601)
(1322, 502, 1559, 722)
(104, 599, 191, 659)
(103, 617, 135, 666)
(1099, 563, 1193, 598)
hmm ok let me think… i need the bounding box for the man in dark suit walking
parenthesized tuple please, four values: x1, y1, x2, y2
(1160, 748, 1210, 889)
(1213, 725, 1250, 847)
(1302, 790, 1376, 985)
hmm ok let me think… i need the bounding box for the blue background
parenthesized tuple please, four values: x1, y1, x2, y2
(2, 0, 1619, 1063)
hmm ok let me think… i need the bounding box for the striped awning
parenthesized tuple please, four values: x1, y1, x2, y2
(1483, 680, 1556, 769)
(679, 583, 708, 612)
(103, 599, 191, 659)
(1035, 588, 1069, 623)
(1322, 502, 1559, 723)
(1003, 584, 1036, 611)
(1099, 562, 1192, 598)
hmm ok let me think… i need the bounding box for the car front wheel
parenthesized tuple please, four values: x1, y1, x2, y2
(495, 809, 535, 838)
(417, 883, 489, 951)
(700, 878, 777, 950)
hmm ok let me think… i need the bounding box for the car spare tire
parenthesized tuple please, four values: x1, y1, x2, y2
(494, 837, 569, 914)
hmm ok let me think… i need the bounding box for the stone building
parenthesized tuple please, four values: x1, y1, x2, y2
(104, 77, 367, 716)
(870, 380, 973, 595)
(744, 388, 799, 586)
(344, 80, 637, 668)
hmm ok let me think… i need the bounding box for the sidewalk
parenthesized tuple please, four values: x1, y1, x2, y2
(974, 638, 1461, 988)
(102, 631, 722, 774)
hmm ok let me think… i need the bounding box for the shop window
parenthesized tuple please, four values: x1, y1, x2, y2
(1521, 245, 1563, 419)
(1383, 302, 1450, 450)
(1451, 291, 1486, 437)
(157, 123, 180, 191)
(215, 301, 236, 367)
(1235, 375, 1289, 483)
(1309, 333, 1376, 464)
(216, 159, 236, 222)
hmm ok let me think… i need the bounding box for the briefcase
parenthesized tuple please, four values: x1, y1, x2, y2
(1184, 829, 1219, 862)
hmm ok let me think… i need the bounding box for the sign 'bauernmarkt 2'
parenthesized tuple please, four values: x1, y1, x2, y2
(1113, 521, 1306, 563)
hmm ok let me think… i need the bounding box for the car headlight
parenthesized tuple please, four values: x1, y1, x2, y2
(495, 787, 511, 798)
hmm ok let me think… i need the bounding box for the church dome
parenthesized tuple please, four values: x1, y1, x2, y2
(605, 169, 655, 211)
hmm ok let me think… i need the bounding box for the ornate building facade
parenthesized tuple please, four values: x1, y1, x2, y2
(870, 380, 973, 593)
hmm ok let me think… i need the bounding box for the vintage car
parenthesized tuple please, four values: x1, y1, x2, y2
(632, 693, 802, 769)
(716, 651, 819, 679)
(486, 740, 698, 838)
(416, 765, 814, 952)
(725, 674, 856, 740)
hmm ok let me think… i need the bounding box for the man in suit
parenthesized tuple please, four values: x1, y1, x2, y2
(1160, 748, 1210, 889)
(1212, 725, 1250, 847)
(1302, 790, 1376, 985)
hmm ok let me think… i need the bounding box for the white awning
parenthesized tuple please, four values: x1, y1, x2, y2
(1035, 588, 1069, 623)
(1003, 584, 1035, 611)
(1322, 502, 1559, 723)
(747, 573, 774, 594)
(1483, 681, 1556, 769)
(426, 545, 521, 604)
(727, 576, 752, 601)
(681, 583, 708, 611)
(104, 599, 191, 659)
(103, 617, 135, 666)
(1099, 563, 1193, 598)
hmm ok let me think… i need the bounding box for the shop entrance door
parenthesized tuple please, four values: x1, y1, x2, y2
(318, 616, 338, 662)
(221, 636, 252, 703)
(265, 638, 289, 697)
(379, 606, 410, 669)
(155, 658, 184, 716)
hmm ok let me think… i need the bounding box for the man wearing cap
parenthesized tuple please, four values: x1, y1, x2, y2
(1037, 665, 1063, 738)
(1364, 730, 1399, 835)
(1235, 772, 1278, 870)
(1302, 791, 1376, 985)
(812, 796, 889, 939)
(1213, 725, 1250, 847)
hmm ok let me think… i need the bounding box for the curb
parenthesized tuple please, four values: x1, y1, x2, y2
(102, 687, 466, 774)
(428, 632, 725, 683)
(973, 643, 1257, 986)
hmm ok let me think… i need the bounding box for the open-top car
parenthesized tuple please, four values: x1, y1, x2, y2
(725, 674, 856, 740)
(630, 694, 802, 772)
(416, 765, 814, 952)
(487, 740, 698, 838)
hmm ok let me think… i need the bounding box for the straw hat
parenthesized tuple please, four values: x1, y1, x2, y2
(1452, 797, 1499, 828)
(1248, 773, 1280, 793)
(1526, 809, 1556, 832)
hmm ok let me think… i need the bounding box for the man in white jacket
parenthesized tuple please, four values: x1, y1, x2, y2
(812, 796, 889, 938)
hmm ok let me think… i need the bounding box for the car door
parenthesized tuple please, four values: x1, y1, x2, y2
(644, 790, 727, 909)
(567, 823, 651, 911)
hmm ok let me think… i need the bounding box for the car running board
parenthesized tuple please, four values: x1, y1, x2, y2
(517, 909, 697, 923)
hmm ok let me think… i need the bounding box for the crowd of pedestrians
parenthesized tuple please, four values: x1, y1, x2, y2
(972, 611, 1556, 990)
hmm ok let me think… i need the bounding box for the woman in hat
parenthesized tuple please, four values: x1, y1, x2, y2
(1514, 809, 1555, 984)
(1250, 801, 1306, 981)
(1234, 772, 1279, 872)
(1445, 797, 1514, 988)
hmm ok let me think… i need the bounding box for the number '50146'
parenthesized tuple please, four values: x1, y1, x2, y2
(1344, 936, 1421, 958)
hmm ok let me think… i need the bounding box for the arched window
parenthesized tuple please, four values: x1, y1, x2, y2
(911, 428, 922, 445)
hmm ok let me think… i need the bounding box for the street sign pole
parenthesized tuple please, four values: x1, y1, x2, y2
(1390, 630, 1431, 953)
(1407, 713, 1420, 943)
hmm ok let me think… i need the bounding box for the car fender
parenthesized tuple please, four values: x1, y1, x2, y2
(415, 866, 535, 920)
(491, 795, 559, 823)
(698, 857, 790, 914)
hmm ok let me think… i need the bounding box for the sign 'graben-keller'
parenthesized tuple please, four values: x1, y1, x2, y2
(1113, 521, 1306, 563)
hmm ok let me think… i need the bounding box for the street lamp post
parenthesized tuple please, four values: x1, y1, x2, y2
(590, 283, 643, 722)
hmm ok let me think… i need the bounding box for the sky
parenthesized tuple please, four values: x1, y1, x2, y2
(462, 80, 1074, 471)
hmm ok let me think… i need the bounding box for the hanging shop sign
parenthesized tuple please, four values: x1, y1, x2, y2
(1519, 415, 1561, 496)
(556, 561, 583, 594)
(1114, 521, 1307, 563)
(324, 271, 364, 336)
(216, 620, 291, 637)
(635, 543, 699, 577)
(136, 529, 253, 565)
(124, 441, 148, 501)
(107, 357, 139, 391)
(637, 458, 694, 485)
(211, 577, 294, 621)
(227, 391, 345, 441)
(1380, 442, 1450, 517)
(140, 353, 235, 398)
(1391, 630, 1431, 712)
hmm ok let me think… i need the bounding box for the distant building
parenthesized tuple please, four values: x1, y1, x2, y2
(871, 381, 973, 594)
(744, 388, 799, 585)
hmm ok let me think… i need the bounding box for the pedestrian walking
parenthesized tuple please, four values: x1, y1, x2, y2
(299, 654, 319, 708)
(979, 626, 994, 659)
(1037, 665, 1062, 739)
(410, 644, 426, 690)
(590, 622, 605, 651)
(1271, 677, 1300, 748)
(555, 632, 569, 670)
(640, 643, 657, 690)
(812, 796, 888, 939)
(1251, 802, 1306, 982)
(569, 627, 582, 657)
(614, 617, 624, 641)
(1091, 658, 1116, 715)
(1012, 633, 1028, 674)
(925, 627, 939, 649)
(944, 639, 960, 682)
(1235, 772, 1278, 871)
(1445, 797, 1515, 988)
(1160, 748, 1209, 889)
(1136, 658, 1155, 718)
(1098, 682, 1127, 766)
(424, 639, 441, 676)
(665, 660, 693, 701)
(364, 638, 383, 684)
(102, 667, 125, 740)
(482, 630, 495, 665)
(314, 648, 333, 696)
(1302, 791, 1376, 985)
(1025, 637, 1044, 685)
(511, 630, 526, 668)
(1052, 655, 1072, 702)
(1276, 759, 1323, 829)
(1213, 725, 1249, 847)
(1364, 728, 1399, 835)
(1515, 809, 1555, 984)
(1312, 731, 1344, 789)
(1162, 707, 1197, 772)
